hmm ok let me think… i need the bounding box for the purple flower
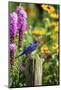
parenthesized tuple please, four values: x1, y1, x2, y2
(21, 19, 28, 32)
(16, 7, 28, 48)
(16, 7, 27, 19)
(10, 43, 16, 56)
(16, 7, 28, 32)
(9, 12, 18, 38)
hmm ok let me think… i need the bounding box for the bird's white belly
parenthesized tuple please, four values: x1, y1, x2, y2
(31, 50, 37, 55)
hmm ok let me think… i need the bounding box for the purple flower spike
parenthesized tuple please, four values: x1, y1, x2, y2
(10, 43, 16, 56)
(16, 7, 28, 48)
(16, 7, 27, 19)
(9, 12, 18, 38)
(21, 19, 28, 32)
(16, 7, 28, 31)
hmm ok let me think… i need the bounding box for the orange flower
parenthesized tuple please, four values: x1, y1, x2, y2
(41, 46, 50, 54)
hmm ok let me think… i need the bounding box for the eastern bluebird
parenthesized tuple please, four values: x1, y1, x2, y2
(16, 41, 40, 58)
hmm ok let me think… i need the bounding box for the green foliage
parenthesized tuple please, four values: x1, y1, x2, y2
(42, 54, 59, 85)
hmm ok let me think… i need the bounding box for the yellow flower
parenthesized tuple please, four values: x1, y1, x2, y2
(51, 34, 58, 41)
(52, 44, 58, 50)
(54, 26, 59, 33)
(41, 46, 50, 54)
(41, 4, 49, 11)
(41, 4, 55, 13)
(48, 22, 58, 27)
(52, 44, 59, 53)
(51, 28, 58, 41)
(47, 6, 55, 13)
(32, 29, 46, 36)
(50, 13, 59, 19)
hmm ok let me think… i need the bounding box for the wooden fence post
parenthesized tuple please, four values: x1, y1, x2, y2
(26, 55, 42, 86)
(34, 58, 42, 85)
(26, 55, 34, 86)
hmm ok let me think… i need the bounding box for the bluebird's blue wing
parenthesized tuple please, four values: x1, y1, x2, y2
(23, 43, 38, 55)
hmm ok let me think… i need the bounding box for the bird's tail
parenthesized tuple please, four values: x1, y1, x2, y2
(15, 53, 24, 59)
(15, 55, 21, 59)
